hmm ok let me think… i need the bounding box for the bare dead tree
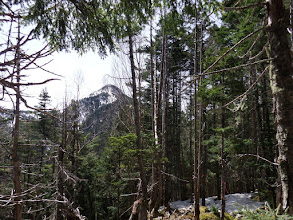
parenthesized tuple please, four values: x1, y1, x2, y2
(0, 7, 59, 219)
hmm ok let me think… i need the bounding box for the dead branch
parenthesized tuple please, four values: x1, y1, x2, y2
(106, 73, 132, 80)
(121, 193, 139, 197)
(196, 58, 271, 77)
(236, 153, 278, 166)
(181, 27, 265, 94)
(203, 26, 264, 74)
(224, 2, 265, 11)
(0, 0, 14, 14)
(120, 204, 133, 218)
(223, 65, 269, 108)
(16, 78, 59, 86)
(249, 43, 268, 60)
(31, 59, 63, 77)
(161, 171, 189, 183)
(239, 31, 262, 59)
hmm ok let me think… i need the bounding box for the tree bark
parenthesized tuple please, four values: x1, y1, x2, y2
(290, 0, 293, 48)
(267, 0, 293, 214)
(127, 17, 148, 220)
(201, 107, 207, 207)
(220, 107, 226, 220)
(161, 32, 169, 208)
(57, 101, 67, 220)
(150, 5, 160, 215)
(12, 17, 22, 220)
(193, 1, 200, 218)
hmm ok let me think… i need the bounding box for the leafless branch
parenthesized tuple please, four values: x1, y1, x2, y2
(16, 78, 59, 86)
(224, 2, 265, 11)
(196, 58, 271, 78)
(236, 153, 278, 166)
(105, 74, 132, 80)
(249, 43, 268, 60)
(31, 59, 63, 77)
(120, 193, 139, 197)
(161, 171, 189, 183)
(203, 26, 264, 74)
(223, 65, 269, 108)
(239, 31, 262, 59)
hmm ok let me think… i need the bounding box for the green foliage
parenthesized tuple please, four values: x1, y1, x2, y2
(26, 0, 114, 55)
(0, 0, 280, 218)
(210, 205, 220, 216)
(239, 203, 293, 220)
(178, 206, 235, 220)
(78, 133, 148, 219)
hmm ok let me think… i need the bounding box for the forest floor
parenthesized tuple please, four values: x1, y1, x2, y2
(152, 192, 265, 219)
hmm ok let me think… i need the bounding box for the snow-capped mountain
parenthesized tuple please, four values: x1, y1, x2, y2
(79, 85, 129, 142)
(89, 84, 124, 105)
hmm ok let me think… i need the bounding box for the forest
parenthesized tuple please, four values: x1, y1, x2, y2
(0, 0, 293, 219)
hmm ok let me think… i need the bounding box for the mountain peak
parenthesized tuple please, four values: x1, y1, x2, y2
(90, 84, 122, 99)
(79, 84, 128, 142)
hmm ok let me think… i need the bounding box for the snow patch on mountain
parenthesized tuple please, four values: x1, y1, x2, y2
(89, 84, 121, 105)
(78, 84, 125, 124)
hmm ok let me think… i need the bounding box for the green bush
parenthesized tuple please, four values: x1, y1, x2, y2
(239, 202, 293, 220)
(210, 205, 220, 216)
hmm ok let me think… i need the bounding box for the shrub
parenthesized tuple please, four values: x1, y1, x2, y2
(239, 202, 293, 220)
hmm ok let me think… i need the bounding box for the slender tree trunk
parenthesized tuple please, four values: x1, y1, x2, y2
(196, 96, 202, 216)
(72, 102, 80, 204)
(127, 17, 148, 220)
(177, 74, 182, 200)
(197, 20, 204, 207)
(220, 107, 226, 220)
(189, 85, 194, 201)
(267, 0, 293, 214)
(154, 5, 167, 214)
(157, 3, 169, 206)
(57, 103, 67, 220)
(193, 81, 199, 220)
(201, 107, 207, 206)
(290, 0, 293, 48)
(262, 75, 274, 153)
(193, 1, 200, 218)
(150, 6, 161, 216)
(12, 17, 22, 220)
(161, 33, 169, 208)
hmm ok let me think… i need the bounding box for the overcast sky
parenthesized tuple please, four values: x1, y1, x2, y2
(0, 20, 114, 110)
(26, 50, 114, 109)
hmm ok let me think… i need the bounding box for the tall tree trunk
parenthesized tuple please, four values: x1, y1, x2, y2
(290, 0, 293, 48)
(189, 85, 194, 201)
(150, 5, 160, 216)
(267, 0, 293, 214)
(193, 1, 200, 218)
(161, 33, 169, 208)
(57, 101, 67, 220)
(201, 107, 207, 206)
(198, 20, 205, 207)
(153, 5, 167, 214)
(196, 95, 202, 216)
(220, 107, 226, 220)
(193, 80, 199, 220)
(12, 17, 22, 220)
(177, 74, 183, 200)
(127, 17, 148, 220)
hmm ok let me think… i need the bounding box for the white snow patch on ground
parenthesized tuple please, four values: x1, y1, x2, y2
(169, 193, 265, 214)
(170, 200, 193, 210)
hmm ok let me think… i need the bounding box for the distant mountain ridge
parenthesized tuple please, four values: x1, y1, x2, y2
(79, 85, 129, 141)
(0, 84, 128, 149)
